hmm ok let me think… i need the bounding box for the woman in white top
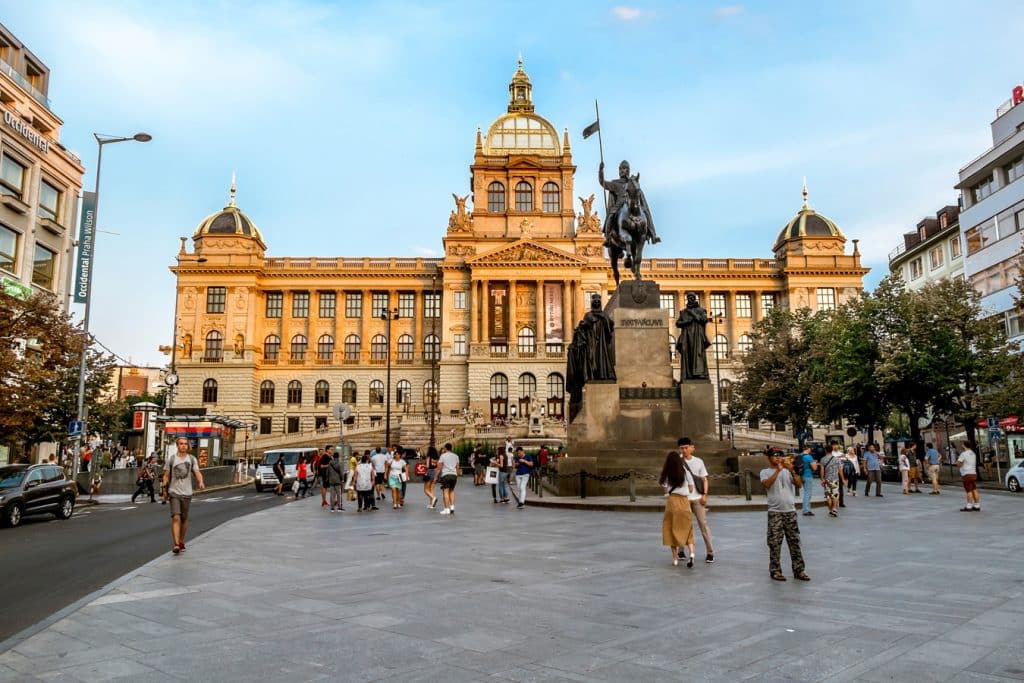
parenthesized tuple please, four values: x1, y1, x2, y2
(658, 451, 695, 568)
(355, 454, 376, 512)
(844, 447, 860, 495)
(386, 453, 408, 509)
(898, 448, 910, 493)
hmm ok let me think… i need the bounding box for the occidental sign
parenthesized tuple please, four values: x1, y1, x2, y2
(2, 109, 49, 154)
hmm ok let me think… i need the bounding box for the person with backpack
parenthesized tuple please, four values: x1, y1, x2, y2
(326, 449, 344, 512)
(819, 442, 845, 518)
(317, 446, 333, 507)
(162, 437, 205, 555)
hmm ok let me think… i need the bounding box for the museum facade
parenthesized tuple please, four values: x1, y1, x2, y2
(169, 61, 869, 437)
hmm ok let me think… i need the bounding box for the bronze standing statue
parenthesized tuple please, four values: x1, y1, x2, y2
(582, 293, 616, 381)
(599, 160, 659, 284)
(675, 293, 711, 380)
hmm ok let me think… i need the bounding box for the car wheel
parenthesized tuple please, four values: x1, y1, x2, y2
(1009, 476, 1021, 493)
(255, 482, 263, 492)
(55, 496, 74, 520)
(4, 502, 23, 528)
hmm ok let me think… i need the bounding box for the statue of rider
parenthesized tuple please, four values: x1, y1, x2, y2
(598, 160, 660, 249)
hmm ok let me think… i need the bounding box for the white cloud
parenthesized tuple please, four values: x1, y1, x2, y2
(714, 5, 744, 18)
(611, 6, 652, 22)
(413, 246, 439, 256)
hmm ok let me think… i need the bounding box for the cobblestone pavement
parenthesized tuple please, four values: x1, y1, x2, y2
(1, 481, 1020, 682)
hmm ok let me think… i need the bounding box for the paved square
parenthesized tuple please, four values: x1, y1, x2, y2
(2, 481, 1020, 682)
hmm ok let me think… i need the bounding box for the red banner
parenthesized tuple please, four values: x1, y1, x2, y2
(133, 411, 144, 430)
(489, 283, 509, 343)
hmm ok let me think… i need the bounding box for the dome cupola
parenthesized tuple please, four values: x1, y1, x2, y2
(193, 178, 266, 249)
(773, 181, 844, 253)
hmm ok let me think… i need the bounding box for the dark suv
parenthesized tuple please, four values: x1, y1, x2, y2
(0, 464, 77, 527)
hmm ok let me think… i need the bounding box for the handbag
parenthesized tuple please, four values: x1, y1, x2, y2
(291, 479, 300, 493)
(484, 466, 499, 484)
(414, 462, 427, 476)
(400, 471, 409, 483)
(135, 476, 144, 487)
(681, 459, 705, 495)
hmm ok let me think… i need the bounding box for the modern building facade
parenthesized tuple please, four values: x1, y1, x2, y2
(956, 89, 1024, 344)
(169, 62, 868, 439)
(888, 205, 963, 290)
(0, 22, 83, 306)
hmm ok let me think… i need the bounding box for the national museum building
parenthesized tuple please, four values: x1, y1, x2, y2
(169, 62, 868, 437)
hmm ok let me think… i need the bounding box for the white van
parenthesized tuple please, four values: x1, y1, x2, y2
(255, 448, 318, 492)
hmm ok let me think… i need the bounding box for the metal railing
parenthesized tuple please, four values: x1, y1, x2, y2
(0, 58, 51, 109)
(531, 465, 749, 502)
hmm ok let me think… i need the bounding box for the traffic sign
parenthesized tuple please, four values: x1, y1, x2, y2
(986, 416, 998, 429)
(989, 428, 1001, 442)
(68, 420, 83, 437)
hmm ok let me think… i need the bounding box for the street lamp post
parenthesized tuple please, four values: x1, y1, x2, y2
(73, 132, 151, 478)
(380, 306, 399, 448)
(711, 312, 725, 441)
(429, 271, 439, 449)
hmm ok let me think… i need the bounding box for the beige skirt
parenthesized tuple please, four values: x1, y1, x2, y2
(662, 494, 695, 547)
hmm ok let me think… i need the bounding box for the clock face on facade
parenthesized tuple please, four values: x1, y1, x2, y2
(165, 373, 179, 386)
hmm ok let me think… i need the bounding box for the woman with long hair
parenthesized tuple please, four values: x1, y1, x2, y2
(355, 454, 376, 512)
(423, 446, 440, 509)
(659, 450, 695, 568)
(386, 450, 408, 509)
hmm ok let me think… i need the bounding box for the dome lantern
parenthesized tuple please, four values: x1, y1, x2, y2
(192, 178, 266, 250)
(773, 180, 845, 253)
(507, 56, 534, 113)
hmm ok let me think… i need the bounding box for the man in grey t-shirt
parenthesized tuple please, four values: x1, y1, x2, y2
(162, 437, 205, 555)
(760, 450, 808, 582)
(433, 443, 461, 516)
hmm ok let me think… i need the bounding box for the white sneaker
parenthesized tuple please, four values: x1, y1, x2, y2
(439, 508, 451, 515)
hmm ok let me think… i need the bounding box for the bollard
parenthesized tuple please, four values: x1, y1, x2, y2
(744, 469, 752, 501)
(628, 470, 636, 502)
(580, 470, 587, 499)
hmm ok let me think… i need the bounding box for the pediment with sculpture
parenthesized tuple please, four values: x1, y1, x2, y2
(466, 239, 586, 267)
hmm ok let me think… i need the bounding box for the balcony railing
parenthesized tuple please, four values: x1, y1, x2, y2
(0, 58, 52, 109)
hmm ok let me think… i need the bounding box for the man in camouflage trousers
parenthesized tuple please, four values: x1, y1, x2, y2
(760, 449, 810, 582)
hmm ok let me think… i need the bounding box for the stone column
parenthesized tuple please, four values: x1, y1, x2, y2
(535, 280, 545, 347)
(481, 279, 490, 346)
(753, 289, 763, 323)
(468, 279, 476, 343)
(509, 279, 518, 346)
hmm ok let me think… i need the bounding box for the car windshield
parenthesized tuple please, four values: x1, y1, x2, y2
(0, 469, 26, 489)
(264, 452, 299, 466)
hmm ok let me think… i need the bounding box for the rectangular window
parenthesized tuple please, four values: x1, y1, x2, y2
(398, 292, 415, 318)
(424, 293, 440, 318)
(761, 293, 776, 314)
(1008, 312, 1024, 338)
(972, 175, 994, 203)
(206, 286, 226, 313)
(266, 292, 283, 318)
(259, 417, 273, 435)
(38, 180, 61, 222)
(816, 287, 836, 311)
(0, 155, 25, 196)
(909, 257, 923, 280)
(292, 291, 309, 318)
(453, 291, 466, 309)
(345, 292, 362, 318)
(659, 293, 676, 318)
(372, 292, 389, 317)
(287, 416, 299, 433)
(965, 226, 983, 255)
(710, 294, 726, 317)
(950, 236, 961, 259)
(31, 244, 55, 289)
(1005, 155, 1024, 184)
(929, 246, 944, 270)
(453, 333, 467, 356)
(0, 224, 17, 273)
(318, 292, 336, 318)
(735, 294, 752, 318)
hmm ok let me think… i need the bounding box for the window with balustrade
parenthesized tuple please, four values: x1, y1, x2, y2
(542, 182, 560, 212)
(317, 334, 334, 361)
(369, 380, 385, 404)
(397, 334, 414, 361)
(515, 181, 533, 211)
(488, 181, 505, 212)
(396, 380, 411, 406)
(290, 334, 307, 361)
(315, 380, 330, 405)
(263, 335, 280, 360)
(342, 380, 357, 404)
(371, 334, 388, 360)
(344, 334, 361, 361)
(204, 331, 223, 361)
(424, 334, 440, 361)
(518, 327, 536, 354)
(259, 380, 275, 405)
(287, 381, 302, 404)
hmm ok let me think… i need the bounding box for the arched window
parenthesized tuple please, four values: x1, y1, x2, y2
(712, 334, 729, 360)
(317, 334, 334, 361)
(287, 380, 302, 404)
(737, 334, 753, 355)
(719, 378, 733, 404)
(542, 182, 560, 212)
(369, 379, 385, 405)
(490, 373, 508, 421)
(488, 181, 505, 212)
(202, 379, 217, 403)
(547, 373, 565, 418)
(424, 334, 440, 361)
(263, 334, 280, 360)
(204, 331, 223, 361)
(314, 380, 330, 405)
(371, 334, 388, 360)
(290, 334, 307, 361)
(397, 334, 414, 361)
(396, 379, 412, 405)
(518, 327, 536, 354)
(259, 380, 275, 405)
(668, 334, 677, 361)
(344, 334, 360, 361)
(342, 380, 357, 404)
(519, 372, 537, 398)
(423, 379, 437, 407)
(515, 181, 533, 211)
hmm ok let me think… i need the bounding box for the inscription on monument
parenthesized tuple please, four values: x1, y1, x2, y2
(620, 318, 666, 328)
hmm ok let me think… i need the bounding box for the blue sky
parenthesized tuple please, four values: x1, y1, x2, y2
(6, 1, 1024, 366)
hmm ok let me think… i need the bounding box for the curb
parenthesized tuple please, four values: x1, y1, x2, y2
(78, 479, 253, 506)
(526, 498, 830, 513)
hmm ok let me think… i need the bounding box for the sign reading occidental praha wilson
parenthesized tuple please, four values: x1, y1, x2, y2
(2, 109, 49, 154)
(74, 192, 97, 304)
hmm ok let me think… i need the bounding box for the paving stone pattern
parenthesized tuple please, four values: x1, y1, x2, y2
(2, 482, 1021, 682)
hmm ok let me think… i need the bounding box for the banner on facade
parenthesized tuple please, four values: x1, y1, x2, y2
(488, 282, 509, 343)
(73, 191, 97, 304)
(544, 283, 563, 343)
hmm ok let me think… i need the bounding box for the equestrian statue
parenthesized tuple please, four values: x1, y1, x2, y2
(599, 160, 658, 283)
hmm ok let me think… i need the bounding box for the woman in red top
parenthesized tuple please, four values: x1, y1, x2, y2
(296, 457, 310, 499)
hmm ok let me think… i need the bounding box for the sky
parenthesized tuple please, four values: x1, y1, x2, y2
(5, 0, 1024, 367)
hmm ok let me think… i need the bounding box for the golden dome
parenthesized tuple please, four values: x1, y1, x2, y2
(773, 181, 844, 251)
(193, 179, 266, 247)
(484, 58, 560, 156)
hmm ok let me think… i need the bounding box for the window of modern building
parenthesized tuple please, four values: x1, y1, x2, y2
(318, 292, 336, 318)
(342, 380, 357, 403)
(292, 291, 309, 318)
(263, 334, 280, 360)
(259, 416, 273, 434)
(38, 180, 61, 222)
(711, 334, 729, 360)
(290, 334, 307, 361)
(940, 213, 949, 229)
(0, 225, 17, 273)
(488, 181, 505, 212)
(453, 333, 467, 356)
(816, 287, 837, 311)
(1007, 311, 1023, 338)
(519, 372, 537, 399)
(371, 292, 389, 317)
(371, 334, 388, 360)
(31, 244, 55, 289)
(514, 181, 533, 211)
(424, 334, 440, 361)
(369, 379, 385, 405)
(972, 175, 994, 203)
(206, 286, 226, 313)
(344, 334, 361, 361)
(397, 334, 414, 361)
(710, 294, 726, 317)
(204, 331, 223, 361)
(965, 226, 982, 255)
(737, 334, 753, 354)
(398, 292, 415, 318)
(424, 293, 440, 318)
(0, 154, 25, 196)
(1005, 155, 1024, 184)
(453, 291, 466, 309)
(315, 380, 330, 405)
(929, 245, 944, 270)
(287, 416, 299, 433)
(761, 293, 776, 314)
(542, 182, 560, 212)
(345, 292, 362, 318)
(423, 379, 437, 407)
(287, 380, 302, 404)
(266, 292, 283, 318)
(735, 294, 752, 318)
(396, 379, 411, 406)
(317, 334, 334, 360)
(659, 293, 676, 318)
(202, 379, 218, 403)
(259, 380, 275, 405)
(950, 236, 961, 259)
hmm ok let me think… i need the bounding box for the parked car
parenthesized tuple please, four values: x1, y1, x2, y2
(0, 464, 77, 527)
(254, 448, 318, 492)
(1005, 461, 1024, 493)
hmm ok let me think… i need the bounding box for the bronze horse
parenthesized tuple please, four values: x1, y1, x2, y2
(608, 175, 648, 284)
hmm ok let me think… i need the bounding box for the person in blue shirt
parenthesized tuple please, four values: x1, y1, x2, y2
(513, 446, 534, 509)
(799, 445, 817, 515)
(862, 443, 884, 496)
(924, 442, 942, 494)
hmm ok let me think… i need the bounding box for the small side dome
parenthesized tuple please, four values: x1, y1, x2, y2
(193, 179, 266, 247)
(773, 182, 844, 251)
